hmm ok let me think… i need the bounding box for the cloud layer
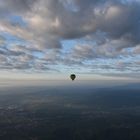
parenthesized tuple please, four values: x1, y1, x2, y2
(0, 0, 140, 75)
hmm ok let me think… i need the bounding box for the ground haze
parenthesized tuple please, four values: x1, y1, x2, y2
(0, 80, 140, 140)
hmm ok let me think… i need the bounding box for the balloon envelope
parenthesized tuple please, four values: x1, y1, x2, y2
(70, 74, 76, 81)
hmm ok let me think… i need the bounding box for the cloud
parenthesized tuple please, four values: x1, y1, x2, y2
(0, 0, 36, 16)
(1, 0, 140, 43)
(0, 0, 140, 75)
(70, 38, 135, 60)
(133, 45, 140, 54)
(0, 43, 62, 72)
(0, 35, 6, 45)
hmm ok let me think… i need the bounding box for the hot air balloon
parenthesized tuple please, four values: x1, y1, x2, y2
(70, 74, 76, 81)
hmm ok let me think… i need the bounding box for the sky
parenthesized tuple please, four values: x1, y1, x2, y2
(0, 0, 140, 80)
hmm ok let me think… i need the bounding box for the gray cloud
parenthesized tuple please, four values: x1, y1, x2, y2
(1, 0, 140, 43)
(0, 43, 60, 72)
(0, 0, 140, 74)
(0, 0, 37, 16)
(0, 35, 6, 46)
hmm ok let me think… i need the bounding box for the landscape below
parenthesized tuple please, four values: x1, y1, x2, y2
(0, 81, 140, 140)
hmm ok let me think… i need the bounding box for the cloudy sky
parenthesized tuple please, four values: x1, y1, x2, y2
(0, 0, 140, 80)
